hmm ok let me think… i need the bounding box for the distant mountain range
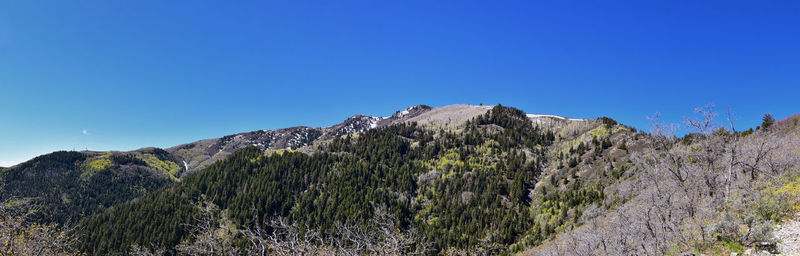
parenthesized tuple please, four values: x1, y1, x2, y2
(3, 104, 798, 255)
(2, 104, 564, 225)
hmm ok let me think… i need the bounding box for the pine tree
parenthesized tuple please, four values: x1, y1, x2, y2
(762, 113, 776, 130)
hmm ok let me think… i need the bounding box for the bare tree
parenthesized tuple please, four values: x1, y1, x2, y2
(130, 244, 166, 256)
(0, 199, 81, 256)
(526, 106, 800, 255)
(175, 200, 240, 256)
(241, 216, 330, 256)
(241, 204, 427, 256)
(723, 108, 739, 203)
(335, 205, 426, 255)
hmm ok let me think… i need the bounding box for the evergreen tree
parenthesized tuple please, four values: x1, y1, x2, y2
(762, 113, 775, 130)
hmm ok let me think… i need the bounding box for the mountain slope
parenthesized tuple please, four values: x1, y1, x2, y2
(77, 105, 621, 254)
(0, 148, 179, 224)
(21, 103, 780, 255)
(165, 105, 439, 174)
(524, 110, 800, 255)
(165, 104, 502, 174)
(0, 104, 481, 228)
(7, 103, 794, 255)
(76, 105, 800, 255)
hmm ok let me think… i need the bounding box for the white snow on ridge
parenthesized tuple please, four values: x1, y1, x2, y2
(369, 116, 381, 129)
(526, 114, 584, 121)
(338, 115, 383, 134)
(393, 105, 425, 118)
(396, 109, 411, 118)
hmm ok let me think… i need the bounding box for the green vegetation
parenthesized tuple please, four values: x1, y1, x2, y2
(762, 113, 776, 130)
(0, 150, 174, 225)
(139, 153, 182, 180)
(8, 104, 791, 255)
(76, 105, 562, 254)
(80, 153, 112, 178)
(759, 169, 800, 221)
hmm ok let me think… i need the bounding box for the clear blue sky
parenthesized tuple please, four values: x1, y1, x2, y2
(1, 1, 798, 166)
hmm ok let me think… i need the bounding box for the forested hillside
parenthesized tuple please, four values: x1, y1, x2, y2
(527, 107, 800, 255)
(0, 148, 178, 225)
(165, 105, 436, 174)
(77, 105, 565, 254)
(2, 104, 798, 256)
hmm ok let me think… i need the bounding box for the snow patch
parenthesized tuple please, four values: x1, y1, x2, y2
(336, 115, 382, 135)
(527, 114, 584, 121)
(370, 118, 379, 129)
(398, 109, 410, 117)
(392, 106, 421, 118)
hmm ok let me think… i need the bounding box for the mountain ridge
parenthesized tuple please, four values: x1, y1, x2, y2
(3, 104, 798, 255)
(0, 104, 587, 228)
(2, 104, 588, 171)
(165, 104, 585, 175)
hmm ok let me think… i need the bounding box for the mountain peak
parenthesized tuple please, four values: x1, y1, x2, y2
(390, 105, 432, 119)
(329, 114, 382, 136)
(164, 104, 590, 174)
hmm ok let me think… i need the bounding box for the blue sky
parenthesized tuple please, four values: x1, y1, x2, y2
(1, 1, 798, 166)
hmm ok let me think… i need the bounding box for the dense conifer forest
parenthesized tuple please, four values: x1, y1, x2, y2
(76, 106, 564, 254)
(0, 149, 174, 225)
(3, 105, 799, 255)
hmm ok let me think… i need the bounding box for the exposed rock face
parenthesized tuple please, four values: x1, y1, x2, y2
(397, 104, 490, 128)
(166, 104, 583, 175)
(329, 115, 382, 137)
(166, 104, 436, 173)
(776, 214, 800, 255)
(167, 126, 325, 174)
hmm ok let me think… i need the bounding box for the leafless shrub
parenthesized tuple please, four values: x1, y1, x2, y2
(0, 199, 81, 256)
(526, 106, 800, 255)
(241, 205, 427, 256)
(175, 200, 240, 256)
(335, 205, 426, 255)
(130, 244, 166, 256)
(417, 169, 443, 185)
(241, 216, 329, 256)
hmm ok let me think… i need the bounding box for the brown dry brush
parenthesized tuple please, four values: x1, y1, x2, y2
(242, 204, 427, 256)
(0, 199, 82, 256)
(131, 202, 427, 256)
(527, 106, 800, 255)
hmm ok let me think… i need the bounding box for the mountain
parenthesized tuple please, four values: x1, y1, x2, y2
(0, 104, 655, 254)
(0, 148, 178, 224)
(165, 104, 437, 174)
(522, 110, 800, 255)
(4, 104, 798, 255)
(0, 104, 482, 226)
(76, 105, 627, 254)
(165, 104, 503, 174)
